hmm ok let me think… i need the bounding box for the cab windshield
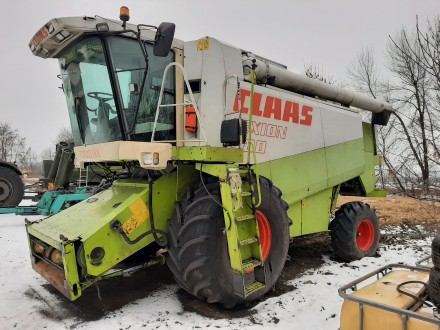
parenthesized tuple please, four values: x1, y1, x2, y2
(59, 36, 175, 146)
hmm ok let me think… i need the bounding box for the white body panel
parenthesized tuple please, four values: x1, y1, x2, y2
(183, 37, 363, 163)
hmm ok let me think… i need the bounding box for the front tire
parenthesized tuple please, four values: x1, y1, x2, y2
(0, 166, 24, 207)
(329, 202, 380, 262)
(166, 177, 290, 308)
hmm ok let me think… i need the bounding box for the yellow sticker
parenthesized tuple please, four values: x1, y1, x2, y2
(121, 199, 149, 235)
(197, 38, 210, 51)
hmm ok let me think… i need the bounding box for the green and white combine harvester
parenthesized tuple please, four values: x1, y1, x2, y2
(26, 8, 392, 308)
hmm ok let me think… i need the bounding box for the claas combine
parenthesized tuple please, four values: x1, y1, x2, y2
(26, 7, 392, 308)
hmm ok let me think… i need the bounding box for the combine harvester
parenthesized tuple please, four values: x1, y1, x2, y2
(26, 7, 392, 307)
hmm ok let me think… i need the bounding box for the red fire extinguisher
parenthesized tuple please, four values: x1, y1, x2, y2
(185, 106, 197, 133)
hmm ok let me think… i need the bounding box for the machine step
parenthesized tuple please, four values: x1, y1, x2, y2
(242, 258, 262, 272)
(245, 281, 265, 295)
(235, 214, 255, 222)
(238, 237, 258, 247)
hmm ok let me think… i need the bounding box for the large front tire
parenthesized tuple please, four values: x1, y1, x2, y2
(329, 202, 380, 262)
(166, 178, 290, 308)
(0, 166, 24, 207)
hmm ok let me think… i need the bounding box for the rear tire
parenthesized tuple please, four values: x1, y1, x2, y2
(329, 202, 379, 262)
(428, 268, 440, 307)
(431, 236, 440, 270)
(166, 177, 290, 308)
(0, 166, 24, 207)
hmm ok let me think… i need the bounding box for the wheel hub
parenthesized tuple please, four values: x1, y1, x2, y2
(256, 210, 272, 262)
(356, 219, 375, 251)
(0, 180, 11, 202)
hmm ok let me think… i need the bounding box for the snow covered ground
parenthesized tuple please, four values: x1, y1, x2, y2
(0, 206, 435, 330)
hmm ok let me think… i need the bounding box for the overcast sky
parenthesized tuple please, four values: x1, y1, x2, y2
(2, 0, 439, 156)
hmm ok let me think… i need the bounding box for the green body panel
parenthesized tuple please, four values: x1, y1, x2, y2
(28, 184, 149, 243)
(287, 188, 334, 237)
(359, 123, 385, 196)
(62, 241, 82, 300)
(300, 187, 333, 235)
(254, 138, 368, 238)
(325, 140, 364, 188)
(27, 165, 199, 299)
(289, 202, 302, 237)
(173, 146, 243, 163)
(256, 138, 365, 205)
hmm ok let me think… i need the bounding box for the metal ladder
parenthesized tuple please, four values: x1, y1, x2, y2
(77, 166, 88, 188)
(222, 166, 266, 298)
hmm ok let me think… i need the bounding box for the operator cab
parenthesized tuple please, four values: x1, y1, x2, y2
(60, 36, 176, 146)
(30, 10, 178, 147)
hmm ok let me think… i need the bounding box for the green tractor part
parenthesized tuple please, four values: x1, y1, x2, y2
(0, 188, 89, 216)
(24, 9, 392, 307)
(27, 166, 198, 300)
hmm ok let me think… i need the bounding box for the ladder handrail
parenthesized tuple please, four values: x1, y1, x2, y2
(151, 62, 207, 145)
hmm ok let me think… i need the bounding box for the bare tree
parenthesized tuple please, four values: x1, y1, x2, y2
(0, 122, 27, 163)
(388, 25, 438, 194)
(347, 47, 396, 190)
(40, 147, 54, 161)
(55, 126, 73, 144)
(348, 17, 440, 196)
(303, 64, 336, 85)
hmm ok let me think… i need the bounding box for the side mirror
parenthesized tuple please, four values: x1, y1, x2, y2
(153, 22, 175, 57)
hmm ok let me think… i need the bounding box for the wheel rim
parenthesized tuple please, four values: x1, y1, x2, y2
(356, 219, 375, 251)
(256, 210, 272, 262)
(0, 180, 11, 202)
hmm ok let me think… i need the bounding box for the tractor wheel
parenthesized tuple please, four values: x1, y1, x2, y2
(431, 236, 440, 270)
(329, 202, 379, 262)
(0, 166, 24, 207)
(166, 177, 290, 308)
(428, 268, 440, 307)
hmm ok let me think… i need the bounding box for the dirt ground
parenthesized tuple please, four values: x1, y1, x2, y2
(338, 195, 440, 226)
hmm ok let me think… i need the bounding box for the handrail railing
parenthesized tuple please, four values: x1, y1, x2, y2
(151, 62, 207, 145)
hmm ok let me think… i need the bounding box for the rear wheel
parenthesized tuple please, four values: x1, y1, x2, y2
(166, 177, 290, 308)
(0, 166, 24, 207)
(428, 268, 440, 307)
(431, 236, 440, 269)
(329, 202, 380, 262)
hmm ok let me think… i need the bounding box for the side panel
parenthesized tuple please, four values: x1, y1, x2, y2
(256, 139, 365, 237)
(360, 122, 383, 196)
(257, 139, 364, 205)
(184, 37, 363, 158)
(300, 188, 333, 235)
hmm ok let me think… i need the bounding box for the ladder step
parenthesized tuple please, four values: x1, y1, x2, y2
(240, 192, 252, 197)
(238, 237, 258, 247)
(235, 214, 255, 222)
(245, 281, 265, 295)
(242, 258, 262, 272)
